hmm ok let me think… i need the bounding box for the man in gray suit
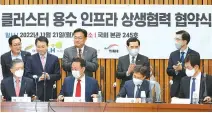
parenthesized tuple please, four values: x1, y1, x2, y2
(62, 28, 98, 77)
(116, 37, 150, 88)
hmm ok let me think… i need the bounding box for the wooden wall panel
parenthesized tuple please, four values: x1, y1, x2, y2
(1, 0, 212, 103)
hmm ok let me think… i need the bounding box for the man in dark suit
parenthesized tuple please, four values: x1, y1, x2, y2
(178, 54, 212, 103)
(58, 57, 99, 102)
(167, 30, 200, 97)
(1, 59, 35, 101)
(116, 37, 150, 88)
(1, 35, 31, 79)
(25, 36, 61, 101)
(118, 65, 150, 99)
(62, 28, 98, 77)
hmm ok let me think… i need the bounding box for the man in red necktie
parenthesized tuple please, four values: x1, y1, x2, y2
(58, 57, 99, 102)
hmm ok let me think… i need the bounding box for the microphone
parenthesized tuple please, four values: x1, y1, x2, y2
(33, 75, 38, 98)
(50, 82, 56, 101)
(33, 75, 38, 112)
(24, 82, 27, 96)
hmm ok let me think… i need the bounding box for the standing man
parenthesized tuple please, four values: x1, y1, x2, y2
(167, 30, 200, 97)
(116, 37, 150, 88)
(1, 35, 31, 79)
(25, 36, 61, 101)
(62, 28, 98, 77)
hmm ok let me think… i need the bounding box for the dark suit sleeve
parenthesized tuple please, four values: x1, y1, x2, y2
(62, 49, 72, 72)
(178, 78, 185, 98)
(143, 57, 150, 78)
(85, 49, 98, 72)
(93, 80, 99, 94)
(1, 80, 8, 100)
(48, 57, 61, 81)
(59, 78, 67, 96)
(116, 58, 129, 79)
(167, 53, 177, 77)
(25, 57, 33, 79)
(28, 79, 36, 97)
(206, 75, 212, 98)
(117, 83, 127, 97)
(1, 55, 8, 79)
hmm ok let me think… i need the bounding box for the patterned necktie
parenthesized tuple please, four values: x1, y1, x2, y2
(180, 52, 185, 67)
(191, 78, 196, 103)
(135, 84, 141, 98)
(132, 56, 135, 64)
(75, 80, 81, 97)
(41, 56, 45, 70)
(78, 48, 82, 58)
(15, 79, 20, 96)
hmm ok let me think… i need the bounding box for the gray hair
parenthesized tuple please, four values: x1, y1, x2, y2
(10, 58, 24, 69)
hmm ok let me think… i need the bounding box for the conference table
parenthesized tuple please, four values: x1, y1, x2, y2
(1, 102, 212, 112)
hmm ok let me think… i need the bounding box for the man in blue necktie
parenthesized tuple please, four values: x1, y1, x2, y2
(178, 54, 212, 104)
(166, 30, 200, 97)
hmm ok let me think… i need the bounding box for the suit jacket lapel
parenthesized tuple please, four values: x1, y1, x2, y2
(176, 50, 181, 63)
(44, 53, 51, 71)
(126, 54, 130, 67)
(19, 77, 26, 96)
(85, 76, 89, 100)
(199, 74, 205, 99)
(21, 51, 25, 62)
(36, 53, 44, 71)
(136, 54, 142, 64)
(70, 77, 75, 96)
(129, 81, 135, 97)
(72, 47, 77, 58)
(83, 45, 88, 60)
(8, 51, 12, 64)
(184, 77, 191, 98)
(8, 77, 16, 97)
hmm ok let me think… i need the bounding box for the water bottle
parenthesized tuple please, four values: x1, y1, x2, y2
(98, 91, 102, 102)
(192, 91, 199, 104)
(140, 91, 146, 103)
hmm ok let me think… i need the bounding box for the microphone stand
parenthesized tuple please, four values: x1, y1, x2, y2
(43, 72, 46, 102)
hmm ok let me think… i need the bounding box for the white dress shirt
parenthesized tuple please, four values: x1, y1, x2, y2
(180, 46, 188, 59)
(134, 82, 142, 98)
(73, 75, 85, 102)
(189, 72, 201, 99)
(77, 46, 84, 57)
(175, 46, 189, 75)
(39, 52, 47, 67)
(11, 51, 22, 60)
(126, 54, 138, 76)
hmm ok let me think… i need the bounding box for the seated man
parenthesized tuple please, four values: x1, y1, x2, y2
(58, 57, 99, 102)
(1, 59, 35, 101)
(178, 54, 212, 103)
(117, 65, 150, 99)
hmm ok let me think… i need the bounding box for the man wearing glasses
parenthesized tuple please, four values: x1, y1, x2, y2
(166, 30, 200, 97)
(62, 28, 98, 77)
(1, 35, 31, 79)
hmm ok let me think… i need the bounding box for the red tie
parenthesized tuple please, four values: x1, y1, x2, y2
(75, 80, 81, 97)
